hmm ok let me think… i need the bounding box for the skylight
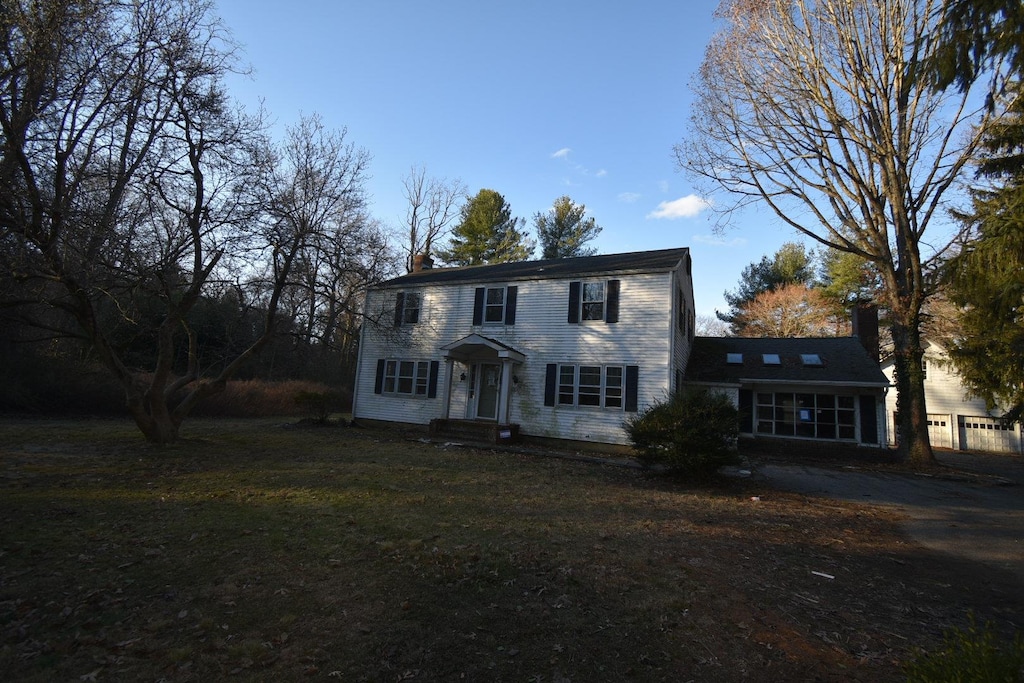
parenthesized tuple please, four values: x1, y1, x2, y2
(726, 353, 743, 365)
(801, 353, 823, 366)
(762, 354, 781, 365)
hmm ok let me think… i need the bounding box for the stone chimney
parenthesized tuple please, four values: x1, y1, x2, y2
(412, 253, 434, 273)
(851, 303, 880, 362)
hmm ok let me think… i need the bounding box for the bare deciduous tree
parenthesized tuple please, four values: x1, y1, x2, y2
(695, 314, 731, 337)
(400, 166, 465, 271)
(734, 283, 834, 338)
(0, 1, 377, 443)
(677, 0, 996, 465)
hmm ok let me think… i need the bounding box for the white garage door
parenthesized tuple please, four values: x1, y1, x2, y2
(958, 416, 1022, 454)
(927, 414, 953, 449)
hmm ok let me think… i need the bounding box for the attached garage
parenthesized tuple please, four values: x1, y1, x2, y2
(958, 416, 1022, 454)
(927, 414, 954, 449)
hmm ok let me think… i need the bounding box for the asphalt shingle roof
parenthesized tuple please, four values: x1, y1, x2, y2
(686, 336, 889, 387)
(376, 248, 690, 288)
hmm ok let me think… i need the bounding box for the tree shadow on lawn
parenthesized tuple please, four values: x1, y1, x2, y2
(0, 419, 1021, 681)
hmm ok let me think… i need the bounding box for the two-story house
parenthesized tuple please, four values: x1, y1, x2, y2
(351, 248, 696, 446)
(880, 339, 1023, 454)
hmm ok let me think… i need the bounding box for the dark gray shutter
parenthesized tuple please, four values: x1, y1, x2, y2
(544, 364, 557, 407)
(393, 292, 405, 327)
(859, 395, 878, 444)
(374, 359, 386, 394)
(504, 285, 518, 325)
(605, 280, 620, 323)
(567, 281, 580, 323)
(427, 361, 440, 398)
(625, 365, 639, 412)
(473, 287, 485, 325)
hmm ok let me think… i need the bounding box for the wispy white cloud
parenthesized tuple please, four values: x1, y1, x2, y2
(692, 234, 747, 247)
(550, 147, 606, 180)
(618, 192, 642, 203)
(646, 194, 712, 219)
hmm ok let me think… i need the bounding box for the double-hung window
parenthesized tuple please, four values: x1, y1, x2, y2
(393, 291, 421, 326)
(581, 282, 605, 321)
(555, 364, 625, 409)
(485, 287, 506, 322)
(472, 285, 518, 325)
(568, 279, 620, 323)
(374, 359, 439, 398)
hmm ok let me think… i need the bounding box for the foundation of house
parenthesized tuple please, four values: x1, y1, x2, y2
(429, 419, 520, 444)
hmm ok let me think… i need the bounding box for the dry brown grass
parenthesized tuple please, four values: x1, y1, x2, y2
(0, 418, 1020, 682)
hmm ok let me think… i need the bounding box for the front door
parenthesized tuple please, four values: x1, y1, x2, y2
(474, 363, 501, 420)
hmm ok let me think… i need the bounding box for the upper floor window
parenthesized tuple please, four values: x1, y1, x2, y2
(677, 290, 686, 334)
(472, 285, 518, 325)
(393, 291, 421, 326)
(582, 282, 605, 320)
(568, 279, 619, 324)
(485, 287, 507, 322)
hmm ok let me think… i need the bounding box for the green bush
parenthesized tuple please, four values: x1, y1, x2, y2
(905, 616, 1024, 683)
(625, 387, 740, 478)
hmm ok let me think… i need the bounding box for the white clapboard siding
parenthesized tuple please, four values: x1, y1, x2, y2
(881, 339, 1022, 453)
(354, 266, 690, 445)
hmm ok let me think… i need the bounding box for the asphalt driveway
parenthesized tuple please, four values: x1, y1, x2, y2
(757, 451, 1024, 583)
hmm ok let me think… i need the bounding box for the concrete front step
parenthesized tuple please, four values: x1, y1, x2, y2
(429, 419, 520, 444)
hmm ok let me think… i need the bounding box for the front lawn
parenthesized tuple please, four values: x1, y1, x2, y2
(0, 418, 1019, 681)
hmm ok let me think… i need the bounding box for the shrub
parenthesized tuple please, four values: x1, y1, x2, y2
(904, 615, 1024, 683)
(293, 389, 345, 423)
(625, 387, 740, 478)
(189, 380, 349, 417)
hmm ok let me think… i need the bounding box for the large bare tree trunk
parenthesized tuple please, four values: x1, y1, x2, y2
(680, 0, 997, 467)
(890, 311, 934, 466)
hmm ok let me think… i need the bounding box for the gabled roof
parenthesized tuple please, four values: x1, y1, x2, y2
(376, 247, 690, 288)
(686, 336, 889, 387)
(440, 334, 527, 362)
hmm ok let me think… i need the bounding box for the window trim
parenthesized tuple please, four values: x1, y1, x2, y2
(568, 279, 620, 324)
(473, 285, 517, 325)
(553, 363, 626, 410)
(374, 358, 439, 398)
(753, 391, 857, 440)
(401, 292, 421, 324)
(580, 282, 606, 321)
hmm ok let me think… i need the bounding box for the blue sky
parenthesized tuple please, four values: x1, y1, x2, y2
(213, 0, 796, 317)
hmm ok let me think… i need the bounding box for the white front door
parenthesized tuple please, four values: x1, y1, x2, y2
(473, 363, 501, 420)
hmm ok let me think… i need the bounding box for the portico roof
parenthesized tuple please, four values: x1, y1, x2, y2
(440, 334, 527, 363)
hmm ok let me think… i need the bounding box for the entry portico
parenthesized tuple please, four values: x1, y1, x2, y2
(438, 334, 526, 424)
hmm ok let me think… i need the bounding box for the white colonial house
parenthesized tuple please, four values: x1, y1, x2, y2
(880, 339, 1023, 454)
(351, 248, 696, 446)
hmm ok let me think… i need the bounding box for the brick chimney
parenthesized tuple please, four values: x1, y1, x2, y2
(412, 253, 434, 273)
(851, 303, 880, 362)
